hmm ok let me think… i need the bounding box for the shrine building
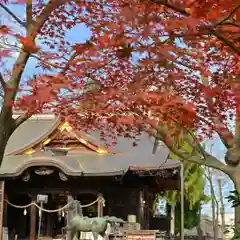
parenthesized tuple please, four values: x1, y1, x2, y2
(0, 113, 180, 240)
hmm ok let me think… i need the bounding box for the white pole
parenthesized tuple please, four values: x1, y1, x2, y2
(180, 162, 184, 240)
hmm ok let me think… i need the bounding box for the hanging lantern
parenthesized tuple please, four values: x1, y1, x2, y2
(23, 208, 27, 215)
(58, 210, 61, 222)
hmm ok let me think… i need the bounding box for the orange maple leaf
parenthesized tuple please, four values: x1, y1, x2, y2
(20, 36, 40, 53)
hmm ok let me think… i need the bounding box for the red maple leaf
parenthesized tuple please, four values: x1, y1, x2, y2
(19, 36, 40, 53)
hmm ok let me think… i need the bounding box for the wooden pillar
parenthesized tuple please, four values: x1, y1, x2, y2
(30, 197, 36, 240)
(46, 213, 53, 237)
(97, 193, 103, 217)
(138, 189, 144, 229)
(170, 204, 175, 236)
(3, 194, 7, 227)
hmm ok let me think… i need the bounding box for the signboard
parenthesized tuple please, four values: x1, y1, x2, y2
(37, 194, 48, 203)
(126, 231, 156, 240)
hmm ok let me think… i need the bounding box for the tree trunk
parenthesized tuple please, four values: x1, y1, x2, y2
(0, 111, 15, 166)
(0, 131, 11, 166)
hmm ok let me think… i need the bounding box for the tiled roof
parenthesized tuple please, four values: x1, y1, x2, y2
(1, 114, 179, 176)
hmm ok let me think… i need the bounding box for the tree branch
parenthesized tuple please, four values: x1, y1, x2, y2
(1, 0, 69, 131)
(215, 4, 240, 26)
(156, 125, 232, 174)
(200, 76, 234, 149)
(26, 0, 33, 31)
(0, 3, 26, 28)
(15, 112, 30, 128)
(212, 117, 234, 148)
(209, 29, 240, 55)
(150, 0, 240, 55)
(0, 73, 6, 92)
(150, 0, 188, 15)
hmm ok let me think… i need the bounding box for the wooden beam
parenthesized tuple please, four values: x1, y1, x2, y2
(3, 194, 7, 228)
(138, 189, 145, 228)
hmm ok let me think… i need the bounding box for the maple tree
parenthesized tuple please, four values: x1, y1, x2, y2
(1, 0, 240, 230)
(0, 0, 133, 160)
(56, 0, 240, 228)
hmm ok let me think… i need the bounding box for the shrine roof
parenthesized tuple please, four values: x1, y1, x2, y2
(0, 150, 179, 177)
(0, 113, 180, 177)
(5, 113, 61, 156)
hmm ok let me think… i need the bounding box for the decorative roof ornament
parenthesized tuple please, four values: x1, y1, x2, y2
(59, 122, 73, 132)
(59, 172, 68, 181)
(96, 148, 108, 154)
(22, 172, 31, 182)
(35, 167, 54, 175)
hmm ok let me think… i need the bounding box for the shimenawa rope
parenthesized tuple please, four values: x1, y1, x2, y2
(5, 196, 105, 213)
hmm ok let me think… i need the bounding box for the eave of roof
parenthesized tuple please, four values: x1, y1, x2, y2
(0, 150, 179, 177)
(3, 114, 180, 178)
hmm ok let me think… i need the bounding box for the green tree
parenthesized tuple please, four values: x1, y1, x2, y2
(154, 162, 210, 233)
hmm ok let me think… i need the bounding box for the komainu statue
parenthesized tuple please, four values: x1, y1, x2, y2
(68, 200, 125, 240)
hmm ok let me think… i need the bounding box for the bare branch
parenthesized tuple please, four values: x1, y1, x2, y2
(215, 4, 240, 26)
(0, 91, 4, 98)
(15, 112, 30, 128)
(0, 3, 26, 28)
(0, 73, 6, 92)
(1, 0, 70, 132)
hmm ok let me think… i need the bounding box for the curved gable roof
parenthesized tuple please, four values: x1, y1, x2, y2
(5, 115, 61, 156)
(5, 114, 111, 156)
(1, 114, 179, 177)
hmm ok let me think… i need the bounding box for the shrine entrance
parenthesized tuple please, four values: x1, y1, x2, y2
(76, 193, 99, 218)
(5, 189, 106, 240)
(38, 193, 68, 238)
(7, 194, 31, 240)
(6, 192, 68, 239)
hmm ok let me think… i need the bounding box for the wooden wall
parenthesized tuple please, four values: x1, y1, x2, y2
(2, 170, 175, 237)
